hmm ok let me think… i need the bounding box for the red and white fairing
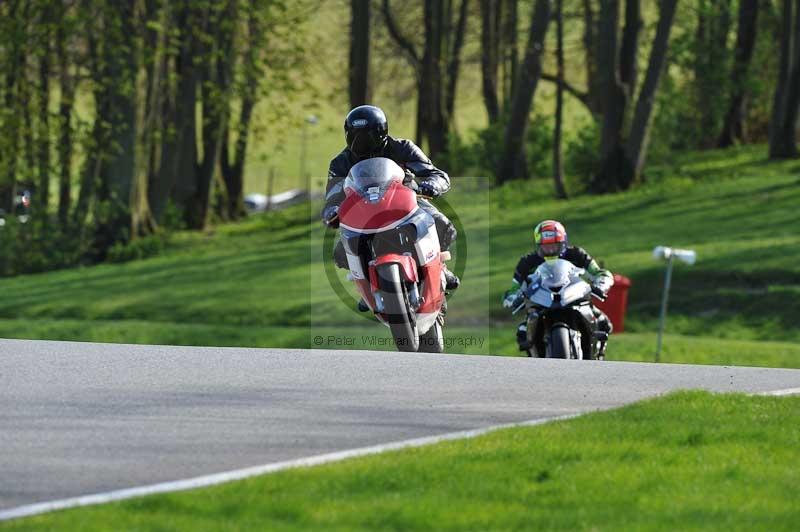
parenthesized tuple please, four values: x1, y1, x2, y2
(338, 157, 447, 336)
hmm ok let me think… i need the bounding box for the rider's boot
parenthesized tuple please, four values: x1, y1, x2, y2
(594, 331, 609, 359)
(516, 323, 531, 352)
(443, 265, 460, 291)
(357, 299, 370, 312)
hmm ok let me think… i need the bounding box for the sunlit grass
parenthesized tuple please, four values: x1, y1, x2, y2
(5, 392, 798, 531)
(1, 144, 798, 369)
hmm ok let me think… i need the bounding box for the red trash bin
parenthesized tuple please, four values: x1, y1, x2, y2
(594, 274, 631, 333)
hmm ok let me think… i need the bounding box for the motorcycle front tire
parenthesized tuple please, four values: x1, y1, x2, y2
(377, 263, 420, 352)
(418, 318, 444, 353)
(547, 324, 571, 359)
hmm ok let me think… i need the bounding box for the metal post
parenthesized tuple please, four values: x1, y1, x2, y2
(266, 167, 275, 212)
(299, 115, 318, 194)
(655, 255, 674, 362)
(299, 123, 307, 191)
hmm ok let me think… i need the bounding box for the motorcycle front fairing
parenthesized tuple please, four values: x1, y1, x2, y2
(337, 157, 445, 334)
(523, 259, 598, 357)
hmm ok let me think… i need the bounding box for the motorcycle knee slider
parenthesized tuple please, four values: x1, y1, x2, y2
(440, 223, 457, 251)
(333, 241, 348, 269)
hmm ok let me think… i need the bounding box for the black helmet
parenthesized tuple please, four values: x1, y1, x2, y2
(344, 105, 388, 159)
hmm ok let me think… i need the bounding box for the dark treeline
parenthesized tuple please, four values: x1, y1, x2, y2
(0, 0, 304, 273)
(0, 0, 795, 275)
(354, 0, 790, 194)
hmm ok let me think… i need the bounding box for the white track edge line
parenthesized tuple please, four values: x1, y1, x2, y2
(0, 413, 579, 522)
(753, 387, 800, 397)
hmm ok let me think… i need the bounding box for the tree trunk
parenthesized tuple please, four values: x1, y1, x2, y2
(552, 0, 567, 199)
(149, 3, 179, 223)
(501, 0, 519, 106)
(696, 0, 734, 148)
(381, 0, 423, 145)
(718, 0, 759, 147)
(480, 0, 500, 123)
(497, 0, 551, 183)
(99, 0, 138, 248)
(73, 104, 102, 228)
(619, 0, 642, 97)
(1, 1, 23, 212)
(191, 2, 236, 230)
(131, 0, 165, 238)
(590, 0, 627, 193)
(222, 1, 259, 221)
(349, 0, 370, 108)
(589, 0, 641, 194)
(769, 0, 800, 158)
(73, 3, 103, 228)
(170, 5, 203, 224)
(768, 0, 792, 156)
(445, 0, 469, 121)
(37, 8, 51, 221)
(422, 0, 448, 159)
(56, 2, 74, 226)
(20, 1, 36, 196)
(625, 0, 679, 182)
(593, 0, 675, 193)
(582, 0, 603, 115)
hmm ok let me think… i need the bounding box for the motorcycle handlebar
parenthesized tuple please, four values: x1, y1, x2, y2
(590, 286, 607, 301)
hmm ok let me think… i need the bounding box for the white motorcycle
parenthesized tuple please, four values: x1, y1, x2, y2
(511, 258, 608, 359)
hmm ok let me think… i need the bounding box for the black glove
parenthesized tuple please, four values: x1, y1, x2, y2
(322, 205, 339, 228)
(502, 290, 523, 309)
(417, 180, 441, 198)
(591, 284, 608, 300)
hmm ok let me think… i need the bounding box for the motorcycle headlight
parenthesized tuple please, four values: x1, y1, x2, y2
(397, 223, 418, 245)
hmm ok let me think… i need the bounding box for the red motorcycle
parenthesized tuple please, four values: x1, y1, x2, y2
(334, 157, 451, 352)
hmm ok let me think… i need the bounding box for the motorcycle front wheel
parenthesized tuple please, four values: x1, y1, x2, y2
(547, 325, 571, 359)
(377, 263, 420, 352)
(418, 318, 444, 353)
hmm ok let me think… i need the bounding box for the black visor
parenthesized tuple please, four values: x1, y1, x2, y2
(347, 129, 385, 159)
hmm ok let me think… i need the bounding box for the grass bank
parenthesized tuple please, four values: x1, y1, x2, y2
(0, 145, 798, 367)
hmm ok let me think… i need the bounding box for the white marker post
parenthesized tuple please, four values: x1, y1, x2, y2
(652, 246, 696, 362)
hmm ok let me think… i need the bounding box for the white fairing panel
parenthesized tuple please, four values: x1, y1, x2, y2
(561, 282, 591, 306)
(414, 226, 440, 265)
(346, 251, 365, 280)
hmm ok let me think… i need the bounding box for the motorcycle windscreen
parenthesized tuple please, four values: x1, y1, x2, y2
(538, 259, 581, 288)
(344, 157, 404, 202)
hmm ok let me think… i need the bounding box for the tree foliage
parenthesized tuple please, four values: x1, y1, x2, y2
(0, 0, 790, 276)
(0, 0, 308, 274)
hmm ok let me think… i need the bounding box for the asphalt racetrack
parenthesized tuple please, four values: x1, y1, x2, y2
(1, 339, 798, 514)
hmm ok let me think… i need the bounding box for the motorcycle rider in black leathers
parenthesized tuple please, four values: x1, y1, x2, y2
(502, 220, 614, 357)
(322, 105, 460, 308)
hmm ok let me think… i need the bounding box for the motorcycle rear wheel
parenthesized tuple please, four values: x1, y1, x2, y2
(377, 263, 420, 352)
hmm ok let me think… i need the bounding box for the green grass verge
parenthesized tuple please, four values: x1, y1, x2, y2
(4, 391, 798, 531)
(1, 144, 798, 368)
